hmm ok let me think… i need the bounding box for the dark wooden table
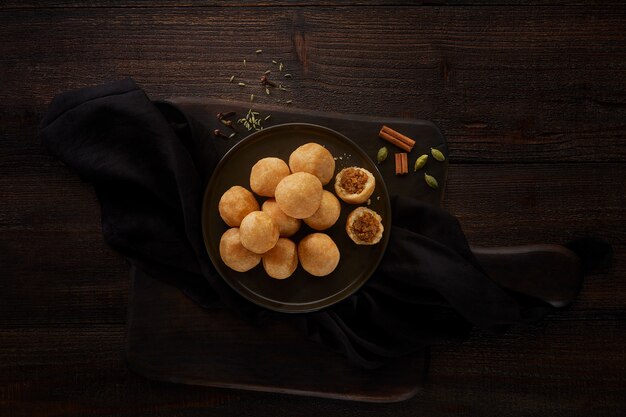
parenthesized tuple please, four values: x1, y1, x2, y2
(2, 2, 625, 416)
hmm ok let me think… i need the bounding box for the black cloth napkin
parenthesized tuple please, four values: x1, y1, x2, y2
(40, 79, 572, 369)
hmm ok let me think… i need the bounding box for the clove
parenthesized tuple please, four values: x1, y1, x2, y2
(219, 118, 237, 130)
(213, 129, 230, 139)
(216, 111, 236, 120)
(260, 75, 277, 88)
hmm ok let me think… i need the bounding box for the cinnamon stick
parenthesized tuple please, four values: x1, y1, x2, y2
(395, 153, 408, 176)
(381, 125, 415, 148)
(380, 130, 412, 152)
(379, 125, 415, 152)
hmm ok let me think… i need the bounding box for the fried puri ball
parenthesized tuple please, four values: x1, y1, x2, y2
(261, 199, 301, 237)
(334, 167, 375, 204)
(218, 186, 260, 227)
(346, 207, 384, 245)
(219, 228, 261, 272)
(288, 143, 335, 185)
(239, 211, 279, 254)
(250, 157, 291, 197)
(304, 190, 341, 231)
(274, 172, 323, 219)
(298, 233, 340, 277)
(262, 238, 298, 279)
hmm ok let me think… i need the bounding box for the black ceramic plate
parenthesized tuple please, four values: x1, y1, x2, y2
(202, 123, 392, 313)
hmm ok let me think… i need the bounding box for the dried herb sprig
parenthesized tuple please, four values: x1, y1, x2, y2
(238, 109, 265, 131)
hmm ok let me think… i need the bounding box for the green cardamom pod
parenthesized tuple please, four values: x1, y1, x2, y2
(430, 147, 445, 162)
(424, 173, 439, 189)
(414, 154, 428, 171)
(377, 147, 388, 164)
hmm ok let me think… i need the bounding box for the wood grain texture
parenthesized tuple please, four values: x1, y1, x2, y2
(4, 1, 626, 9)
(1, 2, 625, 416)
(1, 6, 626, 163)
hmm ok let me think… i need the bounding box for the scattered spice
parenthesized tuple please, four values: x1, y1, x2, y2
(395, 153, 408, 175)
(216, 112, 238, 131)
(286, 100, 292, 104)
(278, 84, 288, 91)
(228, 132, 236, 138)
(216, 111, 236, 120)
(260, 75, 277, 87)
(250, 94, 255, 102)
(414, 154, 428, 171)
(213, 129, 229, 139)
(238, 109, 265, 131)
(377, 147, 388, 164)
(284, 73, 292, 79)
(272, 60, 278, 64)
(265, 87, 270, 95)
(255, 49, 262, 54)
(279, 62, 284, 72)
(238, 82, 246, 86)
(431, 147, 445, 162)
(264, 115, 271, 121)
(264, 70, 271, 75)
(243, 59, 246, 66)
(219, 118, 235, 128)
(424, 173, 439, 189)
(379, 125, 415, 152)
(229, 75, 234, 83)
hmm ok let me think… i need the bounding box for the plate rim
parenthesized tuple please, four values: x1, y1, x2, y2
(201, 122, 392, 313)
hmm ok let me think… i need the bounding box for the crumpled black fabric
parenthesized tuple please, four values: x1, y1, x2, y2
(40, 79, 562, 369)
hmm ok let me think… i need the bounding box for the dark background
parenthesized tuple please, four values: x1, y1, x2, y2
(1, 2, 625, 416)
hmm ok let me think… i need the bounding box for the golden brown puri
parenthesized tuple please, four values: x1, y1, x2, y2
(304, 190, 341, 231)
(334, 167, 375, 204)
(219, 228, 261, 272)
(288, 143, 335, 185)
(249, 157, 291, 197)
(274, 172, 323, 219)
(218, 186, 260, 227)
(298, 233, 340, 277)
(239, 211, 279, 254)
(346, 207, 384, 245)
(261, 199, 301, 237)
(262, 238, 298, 279)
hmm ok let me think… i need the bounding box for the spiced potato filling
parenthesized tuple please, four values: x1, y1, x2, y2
(339, 168, 368, 194)
(351, 212, 380, 242)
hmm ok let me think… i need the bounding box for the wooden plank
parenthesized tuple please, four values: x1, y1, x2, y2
(1, 6, 626, 163)
(2, 1, 626, 8)
(1, 318, 624, 416)
(127, 268, 424, 403)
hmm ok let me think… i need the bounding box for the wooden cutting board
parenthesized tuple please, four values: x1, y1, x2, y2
(126, 99, 584, 401)
(126, 99, 447, 402)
